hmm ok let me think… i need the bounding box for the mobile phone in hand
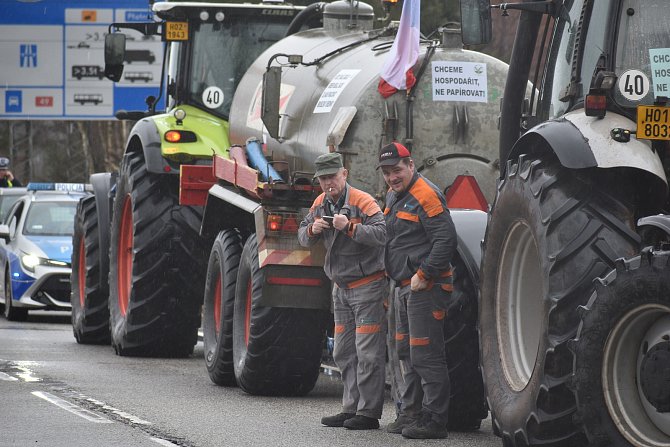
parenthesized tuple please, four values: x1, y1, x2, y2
(322, 216, 334, 227)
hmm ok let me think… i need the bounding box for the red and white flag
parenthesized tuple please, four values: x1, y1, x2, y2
(378, 0, 421, 98)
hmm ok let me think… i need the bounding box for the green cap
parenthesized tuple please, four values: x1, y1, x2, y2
(313, 152, 343, 178)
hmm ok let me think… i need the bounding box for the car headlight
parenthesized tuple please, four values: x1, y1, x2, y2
(20, 252, 69, 272)
(21, 253, 43, 273)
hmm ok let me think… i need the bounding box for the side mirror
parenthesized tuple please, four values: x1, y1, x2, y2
(0, 224, 10, 242)
(459, 0, 492, 45)
(104, 33, 126, 82)
(261, 66, 282, 140)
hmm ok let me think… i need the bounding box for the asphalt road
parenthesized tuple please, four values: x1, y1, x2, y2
(0, 311, 501, 447)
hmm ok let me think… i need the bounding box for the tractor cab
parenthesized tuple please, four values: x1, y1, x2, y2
(104, 2, 317, 121)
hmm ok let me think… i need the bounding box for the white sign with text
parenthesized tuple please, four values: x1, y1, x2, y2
(432, 61, 488, 103)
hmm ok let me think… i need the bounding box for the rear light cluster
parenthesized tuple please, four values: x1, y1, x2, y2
(266, 212, 300, 234)
(585, 71, 617, 118)
(266, 276, 324, 287)
(585, 94, 607, 117)
(164, 130, 197, 143)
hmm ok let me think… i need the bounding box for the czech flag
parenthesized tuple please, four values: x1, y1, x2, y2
(378, 0, 421, 98)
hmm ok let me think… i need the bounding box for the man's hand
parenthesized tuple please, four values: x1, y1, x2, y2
(332, 213, 349, 231)
(410, 273, 430, 292)
(310, 218, 331, 235)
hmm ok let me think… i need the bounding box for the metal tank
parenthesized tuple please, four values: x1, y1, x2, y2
(229, 1, 508, 201)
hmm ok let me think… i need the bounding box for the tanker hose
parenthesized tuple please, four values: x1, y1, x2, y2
(229, 145, 248, 167)
(405, 44, 437, 151)
(285, 2, 326, 37)
(245, 138, 284, 183)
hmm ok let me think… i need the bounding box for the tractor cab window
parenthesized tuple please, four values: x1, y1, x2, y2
(540, 0, 611, 120)
(614, 0, 670, 109)
(186, 18, 290, 119)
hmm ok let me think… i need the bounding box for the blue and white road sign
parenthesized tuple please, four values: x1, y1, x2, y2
(5, 91, 22, 113)
(20, 44, 39, 68)
(0, 0, 163, 120)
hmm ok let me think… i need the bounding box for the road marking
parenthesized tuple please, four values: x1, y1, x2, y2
(32, 391, 113, 423)
(83, 397, 152, 425)
(0, 371, 19, 381)
(150, 438, 180, 446)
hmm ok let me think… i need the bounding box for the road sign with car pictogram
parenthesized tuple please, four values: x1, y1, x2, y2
(0, 0, 163, 120)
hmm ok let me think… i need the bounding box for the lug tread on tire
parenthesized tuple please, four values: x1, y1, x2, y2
(233, 234, 328, 396)
(570, 249, 670, 447)
(108, 151, 210, 357)
(203, 229, 242, 386)
(481, 154, 639, 446)
(71, 195, 111, 344)
(444, 254, 488, 431)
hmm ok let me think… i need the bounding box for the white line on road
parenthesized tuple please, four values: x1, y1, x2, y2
(150, 438, 180, 446)
(0, 371, 18, 381)
(83, 396, 152, 425)
(31, 391, 113, 423)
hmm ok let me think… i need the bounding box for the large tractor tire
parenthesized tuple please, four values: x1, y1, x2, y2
(479, 154, 640, 446)
(232, 234, 329, 396)
(203, 229, 243, 386)
(108, 151, 210, 357)
(444, 254, 488, 431)
(71, 195, 111, 344)
(571, 249, 670, 447)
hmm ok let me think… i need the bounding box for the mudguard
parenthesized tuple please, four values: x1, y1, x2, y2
(124, 118, 172, 174)
(200, 184, 258, 238)
(89, 172, 115, 290)
(638, 214, 670, 238)
(450, 209, 487, 284)
(509, 110, 667, 191)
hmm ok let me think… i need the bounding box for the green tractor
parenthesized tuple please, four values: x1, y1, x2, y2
(70, 1, 321, 356)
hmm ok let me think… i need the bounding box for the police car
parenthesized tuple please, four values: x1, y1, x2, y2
(0, 183, 89, 321)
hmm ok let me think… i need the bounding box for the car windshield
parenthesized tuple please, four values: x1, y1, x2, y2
(186, 18, 290, 119)
(614, 0, 670, 108)
(23, 201, 78, 236)
(0, 195, 24, 223)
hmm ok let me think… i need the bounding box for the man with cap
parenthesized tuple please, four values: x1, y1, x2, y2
(378, 142, 456, 439)
(298, 152, 387, 430)
(0, 158, 22, 188)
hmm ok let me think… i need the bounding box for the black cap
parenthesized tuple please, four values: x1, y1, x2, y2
(376, 142, 411, 169)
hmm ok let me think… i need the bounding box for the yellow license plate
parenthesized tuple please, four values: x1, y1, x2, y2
(165, 22, 188, 41)
(637, 105, 670, 140)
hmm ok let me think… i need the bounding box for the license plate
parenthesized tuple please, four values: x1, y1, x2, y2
(636, 105, 670, 140)
(165, 22, 188, 41)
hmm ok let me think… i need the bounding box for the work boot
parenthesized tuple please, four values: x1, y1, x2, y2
(386, 414, 418, 434)
(343, 415, 379, 430)
(401, 415, 448, 439)
(321, 412, 355, 427)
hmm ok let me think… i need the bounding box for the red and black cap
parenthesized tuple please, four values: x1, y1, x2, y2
(376, 142, 410, 169)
